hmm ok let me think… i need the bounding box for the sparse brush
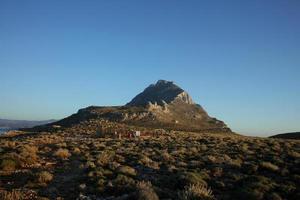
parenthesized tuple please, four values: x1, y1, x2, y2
(178, 183, 215, 200)
(18, 145, 39, 166)
(260, 162, 279, 172)
(96, 151, 115, 166)
(135, 181, 159, 200)
(1, 158, 17, 171)
(72, 147, 81, 154)
(36, 171, 53, 184)
(54, 148, 71, 159)
(0, 190, 24, 200)
(116, 165, 136, 176)
(288, 150, 300, 158)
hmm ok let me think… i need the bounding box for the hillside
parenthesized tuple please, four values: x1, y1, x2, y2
(270, 132, 300, 140)
(1, 81, 299, 200)
(32, 80, 230, 134)
(0, 119, 56, 129)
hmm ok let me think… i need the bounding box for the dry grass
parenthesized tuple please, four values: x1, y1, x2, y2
(260, 161, 279, 172)
(36, 171, 53, 184)
(135, 181, 159, 200)
(0, 131, 299, 200)
(54, 148, 71, 159)
(179, 183, 215, 200)
(0, 190, 24, 200)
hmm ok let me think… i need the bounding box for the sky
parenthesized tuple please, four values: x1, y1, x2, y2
(0, 0, 299, 136)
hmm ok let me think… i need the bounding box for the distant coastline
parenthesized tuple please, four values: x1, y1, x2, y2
(0, 127, 13, 135)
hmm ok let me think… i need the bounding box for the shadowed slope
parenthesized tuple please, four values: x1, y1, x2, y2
(30, 80, 231, 133)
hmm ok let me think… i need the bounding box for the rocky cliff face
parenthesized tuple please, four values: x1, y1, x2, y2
(32, 80, 231, 133)
(127, 80, 194, 106)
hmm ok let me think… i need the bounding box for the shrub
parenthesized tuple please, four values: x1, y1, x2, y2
(116, 165, 136, 177)
(0, 189, 24, 200)
(36, 171, 53, 184)
(112, 174, 135, 189)
(179, 172, 207, 188)
(85, 161, 96, 169)
(260, 162, 279, 172)
(54, 148, 71, 159)
(18, 145, 38, 166)
(211, 167, 223, 177)
(288, 150, 300, 159)
(96, 151, 114, 166)
(178, 183, 215, 200)
(135, 181, 159, 200)
(73, 147, 81, 155)
(236, 188, 264, 200)
(139, 155, 159, 169)
(0, 159, 17, 171)
(3, 141, 16, 148)
(242, 162, 258, 174)
(234, 176, 276, 200)
(266, 192, 282, 200)
(0, 153, 20, 171)
(161, 151, 174, 162)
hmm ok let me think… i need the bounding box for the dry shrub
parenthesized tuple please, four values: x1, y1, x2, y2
(18, 145, 39, 166)
(85, 161, 96, 169)
(179, 183, 215, 200)
(161, 151, 174, 162)
(0, 153, 20, 171)
(234, 175, 277, 200)
(260, 162, 279, 172)
(288, 150, 300, 159)
(56, 142, 67, 148)
(73, 147, 81, 155)
(36, 171, 53, 184)
(112, 174, 135, 189)
(135, 181, 159, 200)
(179, 172, 207, 188)
(54, 148, 71, 159)
(0, 190, 24, 200)
(139, 155, 159, 169)
(96, 151, 114, 166)
(116, 165, 136, 177)
(3, 141, 16, 148)
(1, 158, 17, 171)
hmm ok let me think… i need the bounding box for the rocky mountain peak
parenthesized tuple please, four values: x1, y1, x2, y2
(30, 79, 230, 133)
(126, 80, 194, 107)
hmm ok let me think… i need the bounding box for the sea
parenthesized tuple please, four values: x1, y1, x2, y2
(0, 127, 12, 135)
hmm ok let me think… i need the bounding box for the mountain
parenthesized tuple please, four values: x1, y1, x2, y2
(31, 80, 231, 133)
(127, 80, 194, 106)
(270, 132, 300, 140)
(0, 119, 57, 129)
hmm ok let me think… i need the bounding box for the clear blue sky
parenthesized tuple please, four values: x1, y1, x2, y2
(0, 0, 299, 136)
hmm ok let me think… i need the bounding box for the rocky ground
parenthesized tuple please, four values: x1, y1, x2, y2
(0, 130, 299, 200)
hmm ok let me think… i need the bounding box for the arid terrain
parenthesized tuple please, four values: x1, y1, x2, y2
(1, 81, 299, 200)
(0, 130, 299, 200)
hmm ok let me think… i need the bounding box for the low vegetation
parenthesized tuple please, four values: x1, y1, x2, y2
(0, 130, 299, 200)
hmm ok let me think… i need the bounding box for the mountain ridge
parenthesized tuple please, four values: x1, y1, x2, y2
(0, 118, 57, 129)
(270, 132, 300, 140)
(30, 80, 231, 133)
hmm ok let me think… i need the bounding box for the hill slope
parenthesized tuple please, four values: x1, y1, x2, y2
(270, 132, 300, 140)
(32, 80, 231, 133)
(0, 118, 56, 129)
